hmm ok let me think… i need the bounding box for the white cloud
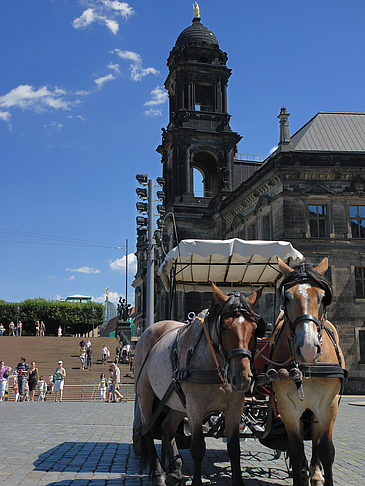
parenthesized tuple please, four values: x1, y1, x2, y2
(48, 275, 56, 279)
(73, 8, 95, 29)
(94, 73, 115, 88)
(66, 266, 101, 274)
(107, 62, 120, 74)
(144, 86, 168, 107)
(109, 252, 137, 273)
(66, 275, 76, 281)
(43, 121, 63, 130)
(0, 111, 11, 122)
(113, 49, 159, 81)
(145, 108, 162, 117)
(67, 114, 87, 122)
(73, 1, 134, 35)
(0, 85, 82, 116)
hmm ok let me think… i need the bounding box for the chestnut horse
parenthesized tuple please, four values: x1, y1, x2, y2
(134, 284, 265, 486)
(270, 258, 346, 486)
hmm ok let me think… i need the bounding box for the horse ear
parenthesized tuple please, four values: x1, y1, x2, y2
(246, 286, 264, 306)
(277, 257, 294, 277)
(315, 257, 328, 275)
(211, 282, 229, 306)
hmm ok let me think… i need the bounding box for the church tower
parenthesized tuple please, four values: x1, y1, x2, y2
(157, 9, 241, 246)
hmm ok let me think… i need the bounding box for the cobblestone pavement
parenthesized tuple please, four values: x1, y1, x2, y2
(0, 397, 364, 485)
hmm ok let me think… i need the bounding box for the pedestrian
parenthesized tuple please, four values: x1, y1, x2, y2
(38, 376, 47, 401)
(107, 368, 114, 402)
(9, 321, 15, 336)
(0, 361, 12, 401)
(15, 357, 29, 401)
(126, 343, 131, 360)
(13, 374, 19, 402)
(98, 373, 107, 401)
(58, 326, 62, 337)
(101, 345, 108, 364)
(35, 321, 40, 337)
(0, 323, 5, 336)
(86, 339, 91, 350)
(54, 360, 66, 402)
(80, 349, 86, 370)
(17, 321, 22, 336)
(79, 340, 86, 353)
(40, 321, 45, 336)
(46, 374, 54, 400)
(27, 361, 39, 401)
(111, 363, 123, 402)
(86, 346, 92, 370)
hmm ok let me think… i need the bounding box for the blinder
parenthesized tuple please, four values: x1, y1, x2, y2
(215, 293, 266, 365)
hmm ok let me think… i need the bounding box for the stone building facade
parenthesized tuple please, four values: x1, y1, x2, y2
(133, 15, 365, 392)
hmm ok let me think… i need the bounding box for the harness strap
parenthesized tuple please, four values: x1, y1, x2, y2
(199, 315, 225, 384)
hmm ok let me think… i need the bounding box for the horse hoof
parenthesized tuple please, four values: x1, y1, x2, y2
(310, 481, 324, 486)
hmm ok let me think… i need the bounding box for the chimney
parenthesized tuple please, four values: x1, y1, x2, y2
(278, 106, 292, 147)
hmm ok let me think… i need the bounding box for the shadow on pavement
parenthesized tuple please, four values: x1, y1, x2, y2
(34, 441, 290, 485)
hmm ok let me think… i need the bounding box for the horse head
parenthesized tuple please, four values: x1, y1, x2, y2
(278, 257, 332, 364)
(211, 283, 264, 392)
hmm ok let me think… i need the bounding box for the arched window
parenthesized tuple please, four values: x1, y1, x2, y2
(193, 168, 204, 197)
(192, 151, 218, 198)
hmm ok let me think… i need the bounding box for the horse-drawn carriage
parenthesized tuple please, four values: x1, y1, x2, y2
(133, 239, 346, 486)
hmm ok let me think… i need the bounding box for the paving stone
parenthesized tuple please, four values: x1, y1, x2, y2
(0, 399, 364, 484)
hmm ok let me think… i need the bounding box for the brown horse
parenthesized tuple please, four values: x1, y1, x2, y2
(270, 258, 345, 486)
(134, 283, 265, 486)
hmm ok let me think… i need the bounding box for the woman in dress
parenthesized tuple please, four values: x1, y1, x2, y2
(27, 361, 39, 401)
(54, 360, 66, 402)
(0, 361, 12, 401)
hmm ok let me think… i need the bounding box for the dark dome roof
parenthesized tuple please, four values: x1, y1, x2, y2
(175, 18, 219, 48)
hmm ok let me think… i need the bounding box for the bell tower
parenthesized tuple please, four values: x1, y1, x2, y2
(157, 9, 241, 244)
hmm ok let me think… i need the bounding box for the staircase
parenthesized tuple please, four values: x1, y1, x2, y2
(0, 337, 135, 401)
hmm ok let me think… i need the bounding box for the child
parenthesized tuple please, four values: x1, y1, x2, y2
(107, 369, 114, 403)
(46, 374, 54, 400)
(38, 376, 47, 401)
(80, 349, 86, 370)
(98, 373, 107, 401)
(13, 376, 19, 402)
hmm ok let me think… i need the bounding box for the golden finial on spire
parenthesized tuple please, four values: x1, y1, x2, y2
(193, 2, 200, 18)
(106, 287, 109, 299)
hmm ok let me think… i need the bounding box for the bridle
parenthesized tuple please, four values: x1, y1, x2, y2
(280, 263, 333, 350)
(211, 292, 266, 380)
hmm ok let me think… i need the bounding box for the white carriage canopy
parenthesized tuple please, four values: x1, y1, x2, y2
(159, 239, 304, 292)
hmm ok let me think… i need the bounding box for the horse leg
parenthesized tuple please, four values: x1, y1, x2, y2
(224, 400, 244, 486)
(186, 406, 206, 486)
(137, 383, 166, 485)
(161, 409, 185, 486)
(309, 419, 324, 486)
(287, 432, 309, 486)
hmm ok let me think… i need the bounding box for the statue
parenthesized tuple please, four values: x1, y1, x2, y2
(118, 297, 131, 321)
(193, 2, 200, 18)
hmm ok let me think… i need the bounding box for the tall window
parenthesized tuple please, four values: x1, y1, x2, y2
(309, 205, 328, 237)
(262, 214, 272, 240)
(359, 330, 365, 363)
(355, 267, 365, 298)
(350, 205, 365, 238)
(247, 222, 256, 240)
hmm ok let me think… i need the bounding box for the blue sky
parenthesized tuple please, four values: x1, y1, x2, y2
(1, 0, 364, 304)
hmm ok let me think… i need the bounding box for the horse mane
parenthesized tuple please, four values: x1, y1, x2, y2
(279, 262, 333, 307)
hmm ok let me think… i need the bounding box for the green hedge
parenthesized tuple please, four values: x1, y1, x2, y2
(0, 299, 104, 336)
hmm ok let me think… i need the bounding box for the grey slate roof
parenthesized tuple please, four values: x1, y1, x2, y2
(289, 112, 365, 152)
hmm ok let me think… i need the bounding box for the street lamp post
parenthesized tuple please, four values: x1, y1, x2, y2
(16, 305, 20, 336)
(92, 306, 95, 337)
